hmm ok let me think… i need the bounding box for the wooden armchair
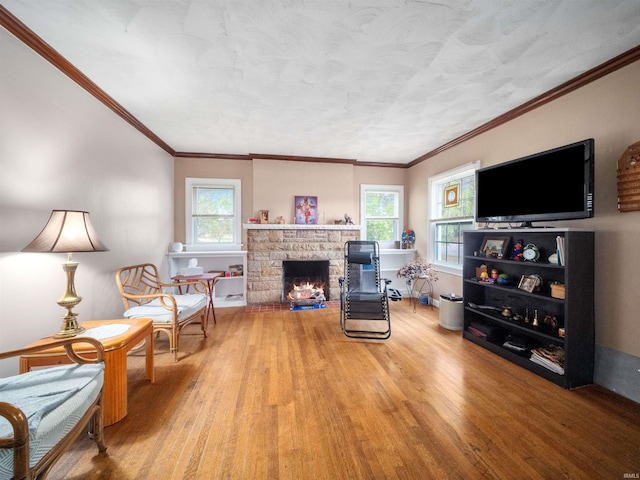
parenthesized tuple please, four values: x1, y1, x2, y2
(115, 263, 208, 362)
(0, 337, 106, 480)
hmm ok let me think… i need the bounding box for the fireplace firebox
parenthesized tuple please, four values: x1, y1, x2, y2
(282, 260, 330, 306)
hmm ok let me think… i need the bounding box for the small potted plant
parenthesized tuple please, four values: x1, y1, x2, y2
(397, 258, 438, 305)
(397, 257, 438, 282)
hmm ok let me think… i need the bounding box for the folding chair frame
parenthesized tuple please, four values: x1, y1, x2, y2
(339, 240, 395, 339)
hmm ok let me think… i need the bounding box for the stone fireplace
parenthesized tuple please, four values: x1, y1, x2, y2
(245, 224, 360, 304)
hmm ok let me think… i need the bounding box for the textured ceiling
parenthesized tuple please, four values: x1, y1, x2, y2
(2, 1, 640, 164)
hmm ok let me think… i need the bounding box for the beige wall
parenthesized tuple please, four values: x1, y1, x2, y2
(408, 59, 640, 358)
(0, 28, 174, 376)
(173, 158, 408, 248)
(252, 159, 355, 225)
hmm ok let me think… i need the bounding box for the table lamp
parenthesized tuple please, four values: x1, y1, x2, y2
(22, 210, 109, 337)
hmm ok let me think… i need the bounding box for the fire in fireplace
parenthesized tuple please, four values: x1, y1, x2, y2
(282, 260, 330, 305)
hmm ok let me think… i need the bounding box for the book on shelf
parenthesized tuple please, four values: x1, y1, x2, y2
(555, 236, 565, 266)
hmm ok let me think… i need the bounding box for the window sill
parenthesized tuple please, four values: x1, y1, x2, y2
(430, 262, 462, 277)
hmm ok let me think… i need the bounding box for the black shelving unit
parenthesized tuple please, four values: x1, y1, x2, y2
(462, 228, 594, 389)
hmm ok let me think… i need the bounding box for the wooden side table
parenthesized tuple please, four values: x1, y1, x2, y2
(19, 318, 154, 426)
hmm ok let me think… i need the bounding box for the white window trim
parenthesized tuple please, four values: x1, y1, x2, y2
(185, 177, 242, 250)
(360, 184, 404, 248)
(428, 162, 479, 275)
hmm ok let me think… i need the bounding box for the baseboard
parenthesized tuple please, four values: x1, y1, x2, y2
(594, 344, 640, 404)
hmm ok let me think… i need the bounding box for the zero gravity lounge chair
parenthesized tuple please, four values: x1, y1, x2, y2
(339, 241, 402, 339)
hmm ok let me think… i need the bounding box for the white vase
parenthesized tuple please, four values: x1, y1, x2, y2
(171, 242, 183, 253)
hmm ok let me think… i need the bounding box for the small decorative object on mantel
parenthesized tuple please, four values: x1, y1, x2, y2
(344, 213, 354, 225)
(259, 210, 269, 224)
(617, 140, 640, 212)
(275, 216, 286, 224)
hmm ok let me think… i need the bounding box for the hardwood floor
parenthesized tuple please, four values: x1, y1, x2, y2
(52, 302, 640, 479)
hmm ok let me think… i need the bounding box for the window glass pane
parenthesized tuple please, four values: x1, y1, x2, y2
(194, 217, 234, 243)
(365, 192, 398, 218)
(429, 164, 477, 271)
(195, 187, 234, 215)
(366, 219, 396, 241)
(433, 220, 473, 265)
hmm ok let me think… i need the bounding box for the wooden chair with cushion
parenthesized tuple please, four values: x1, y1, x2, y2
(0, 337, 106, 480)
(115, 263, 208, 362)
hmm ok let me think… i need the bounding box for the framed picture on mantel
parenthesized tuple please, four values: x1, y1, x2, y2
(294, 196, 318, 225)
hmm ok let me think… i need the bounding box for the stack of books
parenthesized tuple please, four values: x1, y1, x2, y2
(530, 345, 565, 375)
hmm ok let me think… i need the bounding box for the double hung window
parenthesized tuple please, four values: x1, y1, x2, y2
(360, 185, 404, 248)
(185, 178, 241, 249)
(429, 163, 478, 273)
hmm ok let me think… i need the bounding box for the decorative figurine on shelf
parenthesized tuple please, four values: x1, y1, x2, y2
(544, 314, 559, 331)
(532, 309, 539, 327)
(344, 213, 354, 225)
(401, 229, 415, 249)
(510, 239, 524, 261)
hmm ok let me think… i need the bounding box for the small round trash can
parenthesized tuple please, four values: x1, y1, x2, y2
(439, 293, 464, 330)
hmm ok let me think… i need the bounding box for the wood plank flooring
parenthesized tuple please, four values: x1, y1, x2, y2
(51, 302, 640, 479)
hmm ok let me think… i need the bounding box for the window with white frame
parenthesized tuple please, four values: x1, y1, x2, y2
(185, 178, 241, 249)
(429, 163, 478, 273)
(360, 184, 404, 248)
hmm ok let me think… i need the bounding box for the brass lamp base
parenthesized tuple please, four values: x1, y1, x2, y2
(53, 314, 86, 338)
(54, 256, 86, 338)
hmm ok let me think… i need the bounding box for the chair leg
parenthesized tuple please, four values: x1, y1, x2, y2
(172, 328, 179, 363)
(91, 401, 107, 453)
(201, 311, 208, 337)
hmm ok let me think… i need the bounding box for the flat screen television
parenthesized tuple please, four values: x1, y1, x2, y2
(475, 138, 594, 227)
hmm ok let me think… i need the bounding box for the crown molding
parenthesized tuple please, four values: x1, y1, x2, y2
(0, 6, 175, 156)
(408, 44, 640, 168)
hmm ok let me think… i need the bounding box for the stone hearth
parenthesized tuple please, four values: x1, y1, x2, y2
(245, 224, 360, 304)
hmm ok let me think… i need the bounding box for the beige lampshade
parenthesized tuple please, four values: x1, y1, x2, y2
(22, 210, 109, 253)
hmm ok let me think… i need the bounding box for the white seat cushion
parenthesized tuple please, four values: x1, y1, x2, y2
(0, 363, 104, 476)
(123, 293, 207, 323)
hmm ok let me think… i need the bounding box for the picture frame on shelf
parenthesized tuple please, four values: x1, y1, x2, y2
(518, 274, 541, 293)
(479, 236, 510, 259)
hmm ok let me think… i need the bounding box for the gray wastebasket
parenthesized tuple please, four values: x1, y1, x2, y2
(439, 293, 464, 330)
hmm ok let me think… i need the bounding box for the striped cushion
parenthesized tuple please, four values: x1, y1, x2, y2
(0, 363, 104, 477)
(123, 294, 207, 323)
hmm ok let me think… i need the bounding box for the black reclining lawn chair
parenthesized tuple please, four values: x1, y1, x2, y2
(339, 241, 402, 339)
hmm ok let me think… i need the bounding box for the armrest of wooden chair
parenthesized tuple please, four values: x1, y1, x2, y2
(0, 337, 106, 480)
